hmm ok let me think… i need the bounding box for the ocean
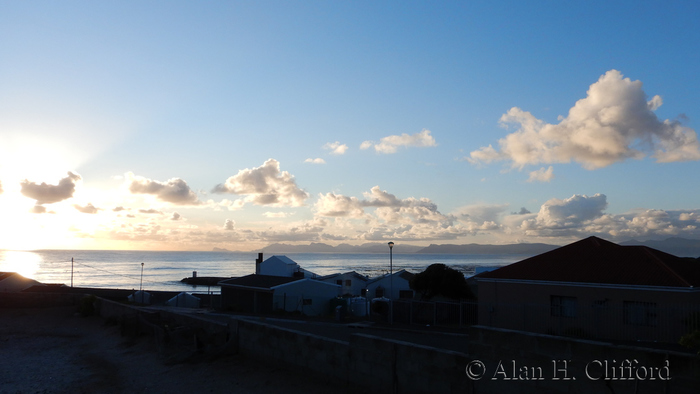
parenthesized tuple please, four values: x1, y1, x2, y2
(0, 250, 528, 293)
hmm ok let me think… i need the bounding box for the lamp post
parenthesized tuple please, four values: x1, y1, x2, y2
(388, 241, 394, 324)
(139, 263, 145, 304)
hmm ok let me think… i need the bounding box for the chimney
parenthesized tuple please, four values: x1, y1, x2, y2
(255, 252, 263, 275)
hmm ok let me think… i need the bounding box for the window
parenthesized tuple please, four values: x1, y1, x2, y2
(399, 290, 413, 299)
(551, 296, 577, 317)
(345, 279, 352, 287)
(361, 288, 368, 297)
(623, 301, 657, 327)
(336, 280, 342, 285)
(375, 287, 385, 298)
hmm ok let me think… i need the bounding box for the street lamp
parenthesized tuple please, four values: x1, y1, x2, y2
(388, 241, 394, 324)
(139, 263, 145, 304)
(388, 242, 394, 298)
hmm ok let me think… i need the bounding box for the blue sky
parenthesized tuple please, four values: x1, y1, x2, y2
(1, 1, 699, 251)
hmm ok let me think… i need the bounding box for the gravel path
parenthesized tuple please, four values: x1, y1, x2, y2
(0, 307, 361, 394)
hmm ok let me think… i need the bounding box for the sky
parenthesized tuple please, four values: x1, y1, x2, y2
(1, 1, 700, 251)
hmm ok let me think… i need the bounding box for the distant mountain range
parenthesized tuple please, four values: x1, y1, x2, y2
(620, 237, 700, 258)
(234, 237, 700, 257)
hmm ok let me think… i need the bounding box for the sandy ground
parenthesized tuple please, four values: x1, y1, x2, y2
(0, 306, 359, 394)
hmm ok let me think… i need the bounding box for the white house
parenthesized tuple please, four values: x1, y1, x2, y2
(365, 269, 415, 300)
(255, 255, 319, 278)
(317, 271, 369, 297)
(220, 274, 340, 316)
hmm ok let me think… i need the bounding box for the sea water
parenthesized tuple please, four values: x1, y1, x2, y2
(0, 249, 527, 292)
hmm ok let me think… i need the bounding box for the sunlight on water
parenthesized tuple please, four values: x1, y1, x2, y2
(0, 250, 41, 279)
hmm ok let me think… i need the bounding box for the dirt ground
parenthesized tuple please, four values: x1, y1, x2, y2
(0, 306, 359, 394)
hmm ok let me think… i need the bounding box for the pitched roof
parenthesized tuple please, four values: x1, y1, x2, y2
(479, 236, 700, 288)
(318, 271, 369, 281)
(366, 269, 415, 285)
(263, 255, 298, 265)
(219, 274, 302, 289)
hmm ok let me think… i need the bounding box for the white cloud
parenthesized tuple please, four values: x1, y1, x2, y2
(0, 180, 3, 195)
(127, 173, 201, 205)
(527, 166, 554, 183)
(74, 203, 100, 214)
(263, 211, 291, 218)
(224, 219, 235, 231)
(212, 159, 309, 207)
(20, 172, 81, 204)
(361, 129, 437, 154)
(468, 70, 700, 170)
(323, 141, 348, 155)
(304, 158, 326, 164)
(138, 208, 164, 215)
(170, 212, 182, 221)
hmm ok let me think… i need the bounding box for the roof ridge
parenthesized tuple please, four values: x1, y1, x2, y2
(638, 246, 692, 287)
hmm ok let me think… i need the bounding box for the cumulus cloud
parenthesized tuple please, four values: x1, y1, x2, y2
(304, 158, 326, 164)
(170, 212, 182, 221)
(527, 166, 554, 183)
(30, 205, 48, 214)
(315, 186, 469, 241)
(212, 159, 309, 207)
(361, 129, 437, 154)
(224, 219, 235, 231)
(113, 206, 127, 212)
(468, 70, 700, 170)
(323, 141, 348, 155)
(263, 211, 291, 218)
(74, 203, 99, 214)
(20, 172, 81, 204)
(138, 209, 163, 215)
(530, 194, 608, 230)
(127, 173, 201, 205)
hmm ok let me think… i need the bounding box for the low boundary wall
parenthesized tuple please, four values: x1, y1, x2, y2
(93, 299, 700, 393)
(467, 325, 700, 394)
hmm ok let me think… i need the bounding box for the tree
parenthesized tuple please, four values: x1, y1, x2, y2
(410, 263, 474, 301)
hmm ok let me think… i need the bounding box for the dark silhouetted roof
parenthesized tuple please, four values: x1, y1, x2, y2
(479, 236, 700, 287)
(219, 274, 301, 289)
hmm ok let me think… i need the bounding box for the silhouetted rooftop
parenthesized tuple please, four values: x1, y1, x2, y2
(478, 236, 700, 287)
(219, 274, 302, 289)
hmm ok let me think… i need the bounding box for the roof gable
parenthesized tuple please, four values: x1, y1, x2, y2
(219, 274, 301, 289)
(479, 236, 700, 287)
(263, 255, 298, 266)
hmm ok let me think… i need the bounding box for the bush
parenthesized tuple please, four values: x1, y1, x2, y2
(78, 295, 97, 317)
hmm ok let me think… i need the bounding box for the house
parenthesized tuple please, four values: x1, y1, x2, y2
(365, 269, 415, 300)
(476, 236, 700, 343)
(0, 272, 41, 292)
(219, 274, 340, 316)
(255, 254, 318, 278)
(317, 271, 369, 297)
(165, 292, 201, 308)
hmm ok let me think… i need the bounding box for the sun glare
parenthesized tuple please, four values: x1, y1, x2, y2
(0, 250, 41, 279)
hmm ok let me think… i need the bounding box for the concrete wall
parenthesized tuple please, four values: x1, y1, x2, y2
(0, 291, 87, 308)
(95, 297, 700, 393)
(467, 325, 700, 394)
(229, 318, 471, 393)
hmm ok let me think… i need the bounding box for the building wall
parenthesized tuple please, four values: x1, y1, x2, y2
(221, 287, 274, 313)
(366, 274, 413, 300)
(477, 280, 700, 343)
(318, 273, 367, 297)
(273, 279, 340, 316)
(258, 259, 296, 277)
